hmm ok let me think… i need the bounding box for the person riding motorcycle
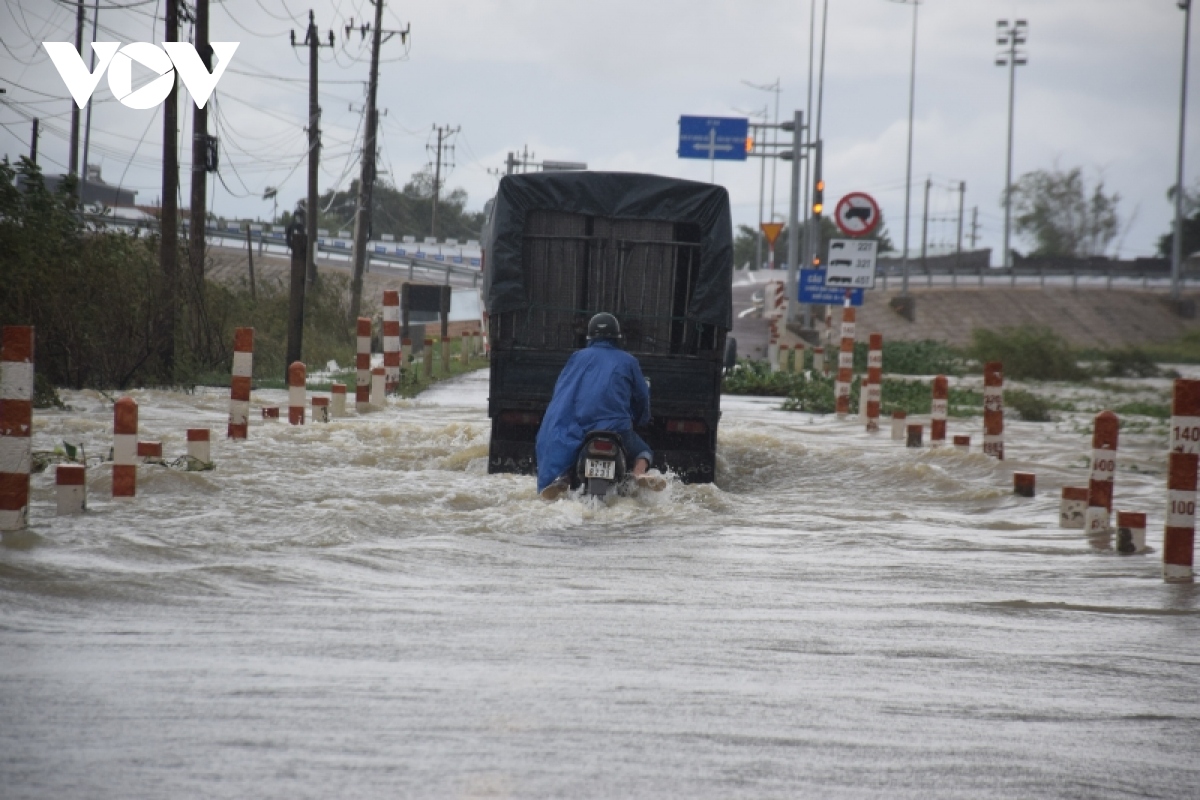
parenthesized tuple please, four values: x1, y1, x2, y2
(536, 312, 667, 500)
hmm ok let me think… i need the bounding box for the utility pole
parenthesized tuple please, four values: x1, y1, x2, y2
(429, 124, 460, 238)
(1171, 0, 1192, 302)
(188, 0, 210, 283)
(920, 177, 931, 275)
(349, 2, 408, 324)
(970, 206, 980, 250)
(79, 0, 99, 205)
(893, 0, 921, 297)
(784, 111, 803, 326)
(291, 11, 335, 286)
(68, 0, 84, 180)
(997, 19, 1028, 271)
(29, 119, 38, 164)
(955, 180, 966, 270)
(159, 0, 179, 381)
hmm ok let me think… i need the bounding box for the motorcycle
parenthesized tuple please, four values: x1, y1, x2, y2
(572, 430, 629, 498)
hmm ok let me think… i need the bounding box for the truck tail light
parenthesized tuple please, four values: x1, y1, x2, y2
(666, 419, 707, 434)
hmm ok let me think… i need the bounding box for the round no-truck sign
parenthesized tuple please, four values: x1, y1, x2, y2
(834, 192, 881, 237)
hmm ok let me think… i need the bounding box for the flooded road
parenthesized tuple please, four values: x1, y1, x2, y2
(2, 370, 1198, 798)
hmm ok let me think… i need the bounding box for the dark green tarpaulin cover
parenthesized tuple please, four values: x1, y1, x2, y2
(483, 171, 734, 330)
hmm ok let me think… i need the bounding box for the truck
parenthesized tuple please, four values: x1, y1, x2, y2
(482, 171, 734, 484)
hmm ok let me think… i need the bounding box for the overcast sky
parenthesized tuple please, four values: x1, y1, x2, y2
(1, 0, 1196, 263)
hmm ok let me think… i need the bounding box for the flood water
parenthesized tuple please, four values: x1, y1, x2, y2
(2, 369, 1197, 799)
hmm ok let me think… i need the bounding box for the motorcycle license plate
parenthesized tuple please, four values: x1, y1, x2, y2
(584, 459, 616, 480)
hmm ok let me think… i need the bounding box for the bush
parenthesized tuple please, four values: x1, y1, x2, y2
(1, 157, 356, 389)
(722, 359, 797, 396)
(1005, 388, 1054, 421)
(1104, 348, 1160, 378)
(781, 372, 851, 414)
(968, 326, 1086, 381)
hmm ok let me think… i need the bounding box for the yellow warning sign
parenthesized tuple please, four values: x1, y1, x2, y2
(760, 222, 784, 247)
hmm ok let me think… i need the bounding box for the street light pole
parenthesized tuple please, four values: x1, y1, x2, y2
(890, 0, 921, 297)
(1172, 1, 1193, 301)
(997, 19, 1028, 273)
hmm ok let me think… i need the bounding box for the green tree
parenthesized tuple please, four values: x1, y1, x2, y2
(1006, 166, 1120, 257)
(1157, 181, 1200, 259)
(312, 171, 486, 242)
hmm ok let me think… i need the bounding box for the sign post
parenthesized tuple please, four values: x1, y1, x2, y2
(760, 222, 784, 270)
(833, 192, 882, 238)
(825, 239, 878, 289)
(678, 115, 749, 182)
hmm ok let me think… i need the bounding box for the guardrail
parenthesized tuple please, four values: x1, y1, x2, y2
(87, 215, 485, 287)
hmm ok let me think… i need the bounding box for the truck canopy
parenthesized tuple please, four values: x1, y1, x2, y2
(484, 171, 734, 332)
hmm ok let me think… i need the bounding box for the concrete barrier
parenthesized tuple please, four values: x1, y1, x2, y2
(0, 325, 34, 530)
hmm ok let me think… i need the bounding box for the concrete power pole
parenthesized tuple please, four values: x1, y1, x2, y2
(68, 0, 84, 180)
(920, 177, 931, 275)
(291, 11, 335, 286)
(188, 0, 210, 283)
(349, 1, 408, 324)
(429, 124, 459, 238)
(349, 0, 385, 325)
(159, 0, 180, 381)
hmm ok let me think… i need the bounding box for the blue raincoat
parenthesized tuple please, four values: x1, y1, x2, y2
(535, 340, 652, 492)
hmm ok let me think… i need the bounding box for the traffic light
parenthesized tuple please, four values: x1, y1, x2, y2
(745, 136, 754, 154)
(813, 178, 825, 216)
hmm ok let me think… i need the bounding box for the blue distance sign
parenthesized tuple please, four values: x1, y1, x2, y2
(677, 116, 749, 161)
(799, 269, 864, 306)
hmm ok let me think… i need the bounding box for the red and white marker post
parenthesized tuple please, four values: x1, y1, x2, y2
(312, 396, 330, 423)
(835, 296, 855, 418)
(1, 326, 35, 530)
(1170, 378, 1200, 455)
(113, 396, 138, 498)
(186, 429, 211, 465)
(1060, 487, 1088, 528)
(287, 362, 306, 425)
(228, 327, 254, 439)
(812, 347, 825, 375)
(865, 333, 882, 432)
(1084, 410, 1119, 534)
(56, 464, 86, 515)
(370, 367, 386, 407)
(331, 383, 347, 418)
(953, 435, 970, 452)
(983, 362, 1004, 460)
(1165, 452, 1197, 583)
(1115, 511, 1147, 555)
(383, 290, 401, 394)
(891, 410, 907, 441)
(356, 317, 371, 413)
(931, 375, 948, 445)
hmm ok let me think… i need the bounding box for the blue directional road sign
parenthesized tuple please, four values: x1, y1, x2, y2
(678, 116, 749, 161)
(799, 269, 864, 306)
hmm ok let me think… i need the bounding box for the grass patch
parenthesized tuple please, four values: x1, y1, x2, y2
(968, 326, 1087, 381)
